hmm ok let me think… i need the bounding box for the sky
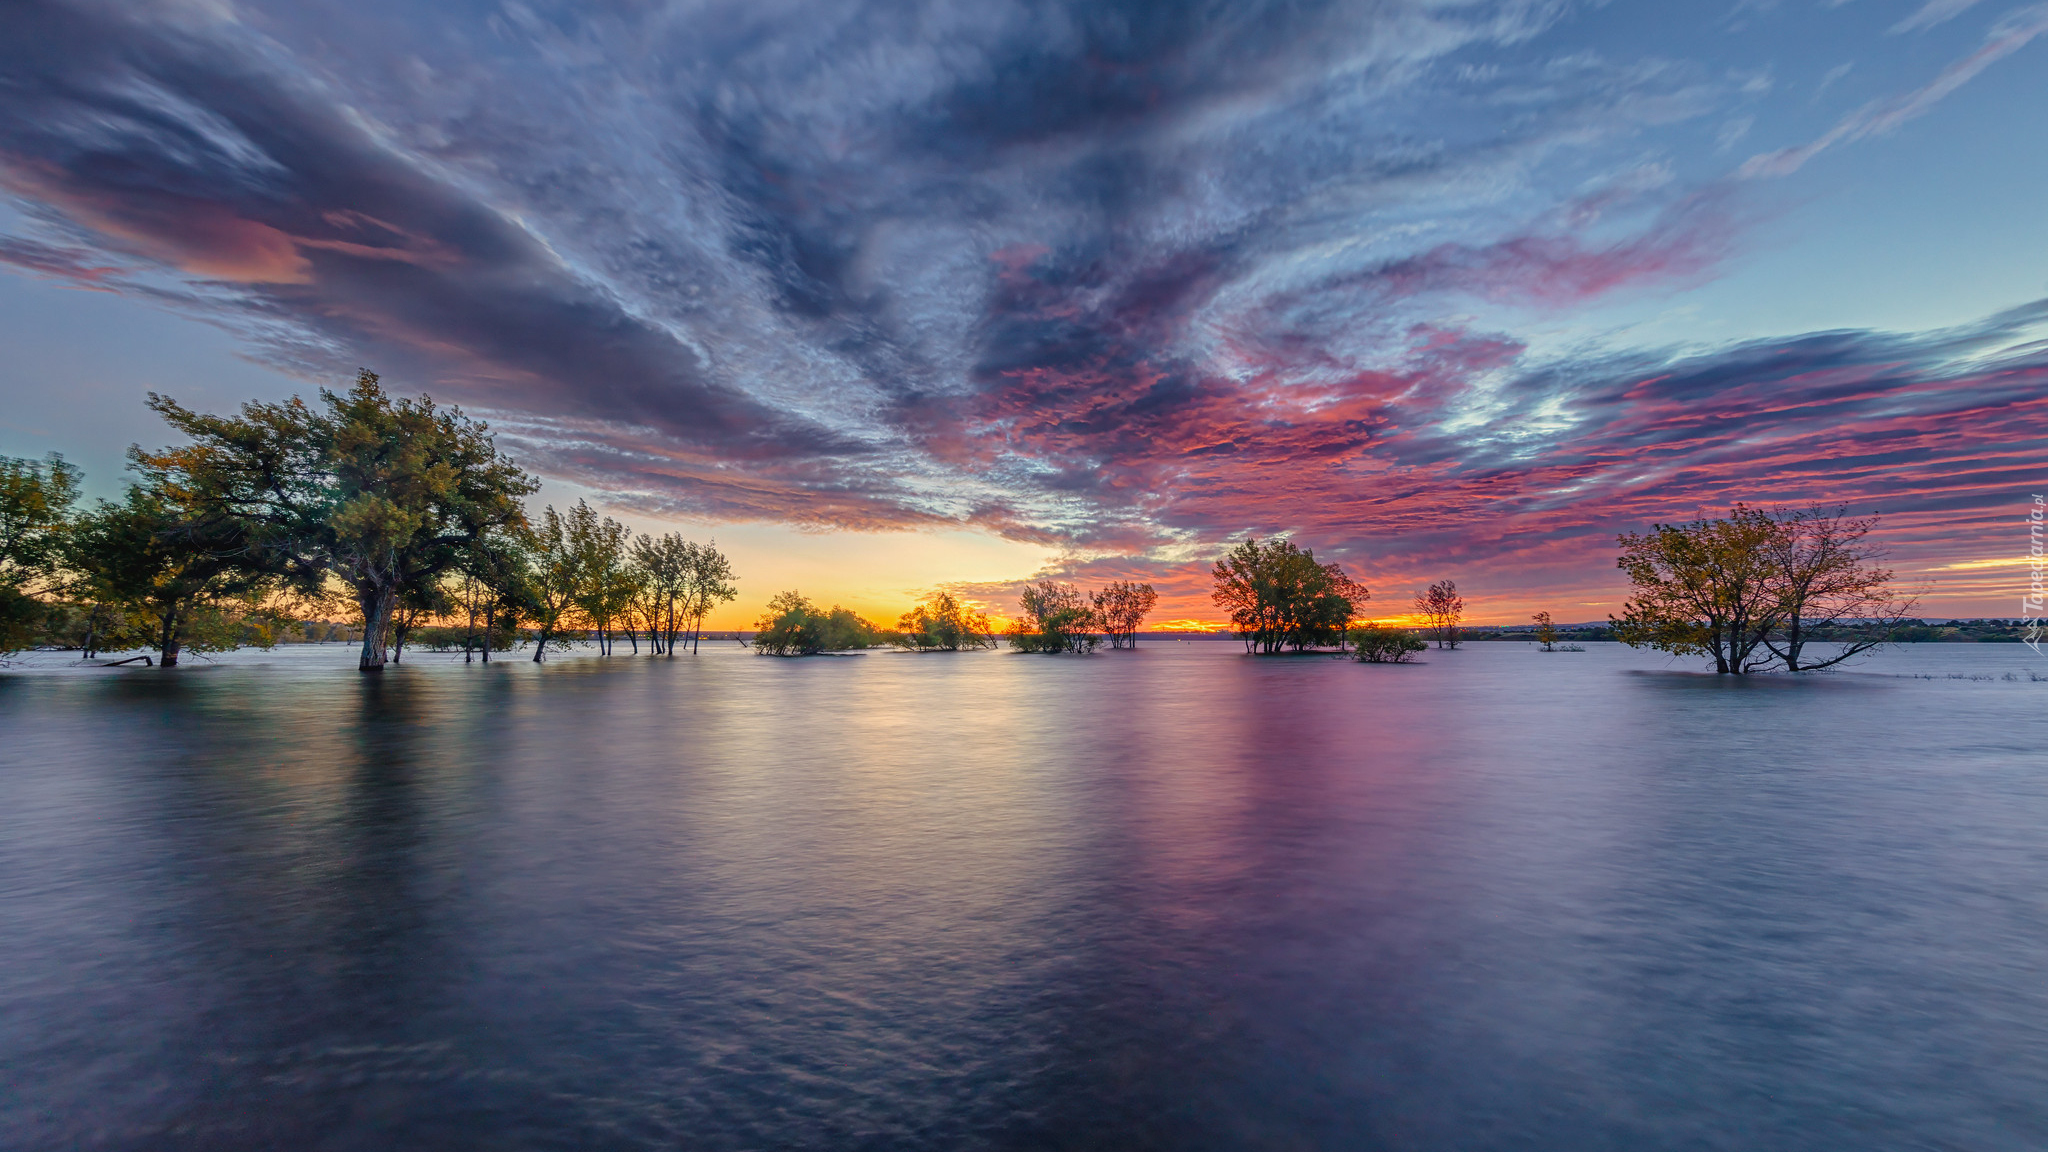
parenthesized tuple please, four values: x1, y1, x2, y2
(2, 0, 2045, 628)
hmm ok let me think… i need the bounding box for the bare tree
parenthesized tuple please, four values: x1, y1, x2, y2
(1413, 580, 1465, 649)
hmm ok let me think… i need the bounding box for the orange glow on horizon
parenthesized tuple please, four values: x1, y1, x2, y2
(1150, 619, 1230, 633)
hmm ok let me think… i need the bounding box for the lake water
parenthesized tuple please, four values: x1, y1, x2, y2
(3, 640, 2046, 1150)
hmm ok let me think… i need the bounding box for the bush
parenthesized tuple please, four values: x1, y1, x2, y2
(1012, 581, 1099, 653)
(756, 592, 888, 656)
(894, 591, 996, 651)
(1350, 625, 1425, 663)
(1007, 627, 1096, 653)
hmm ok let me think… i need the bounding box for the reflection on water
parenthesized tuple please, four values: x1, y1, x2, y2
(3, 642, 2046, 1150)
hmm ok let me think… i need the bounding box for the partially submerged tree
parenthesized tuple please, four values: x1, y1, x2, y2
(67, 481, 276, 667)
(630, 533, 690, 655)
(523, 502, 592, 662)
(387, 576, 454, 664)
(753, 592, 884, 655)
(142, 370, 536, 671)
(571, 504, 635, 656)
(754, 591, 826, 656)
(1210, 537, 1370, 653)
(678, 540, 738, 654)
(0, 452, 81, 653)
(1012, 581, 1098, 653)
(1532, 611, 1557, 652)
(894, 591, 996, 651)
(1412, 580, 1464, 649)
(1620, 503, 1920, 675)
(455, 531, 530, 663)
(1349, 624, 1425, 663)
(1090, 580, 1159, 649)
(1759, 505, 1918, 672)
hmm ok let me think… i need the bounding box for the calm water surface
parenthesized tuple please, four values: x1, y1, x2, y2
(3, 641, 2046, 1150)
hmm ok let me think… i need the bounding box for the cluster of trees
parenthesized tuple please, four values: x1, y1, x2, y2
(1613, 504, 1914, 674)
(1210, 538, 1370, 653)
(742, 580, 1167, 659)
(1005, 580, 1159, 653)
(0, 372, 736, 670)
(3, 449, 293, 663)
(746, 579, 1170, 659)
(752, 592, 887, 655)
(898, 591, 999, 652)
(1349, 625, 1427, 663)
(1205, 536, 1473, 660)
(751, 590, 999, 656)
(504, 500, 737, 664)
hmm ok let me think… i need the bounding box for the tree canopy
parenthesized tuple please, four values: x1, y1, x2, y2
(1210, 537, 1370, 653)
(0, 452, 81, 653)
(1413, 580, 1464, 649)
(141, 370, 537, 670)
(1012, 581, 1098, 653)
(1613, 504, 1914, 674)
(895, 591, 995, 651)
(754, 591, 886, 655)
(1090, 581, 1159, 649)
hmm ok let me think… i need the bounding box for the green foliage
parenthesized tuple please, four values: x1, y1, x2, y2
(1210, 537, 1370, 653)
(0, 452, 81, 582)
(0, 452, 82, 653)
(1613, 504, 1915, 674)
(1013, 580, 1098, 653)
(753, 591, 885, 656)
(1349, 624, 1425, 663)
(22, 599, 154, 656)
(1090, 580, 1158, 649)
(521, 501, 594, 661)
(66, 480, 277, 666)
(141, 369, 537, 670)
(1612, 506, 1788, 675)
(569, 503, 636, 655)
(893, 591, 996, 651)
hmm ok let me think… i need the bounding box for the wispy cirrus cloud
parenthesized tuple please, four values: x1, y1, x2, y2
(1892, 0, 1986, 33)
(1742, 3, 2048, 177)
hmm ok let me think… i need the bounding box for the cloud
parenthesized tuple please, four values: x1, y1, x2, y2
(1742, 4, 2048, 177)
(1, 0, 2042, 619)
(1892, 0, 1985, 33)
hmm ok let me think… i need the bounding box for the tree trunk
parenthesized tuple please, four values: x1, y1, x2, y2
(358, 585, 396, 671)
(159, 604, 182, 668)
(482, 604, 493, 664)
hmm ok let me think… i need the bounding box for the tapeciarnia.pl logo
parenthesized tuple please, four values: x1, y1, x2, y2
(2026, 494, 2045, 655)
